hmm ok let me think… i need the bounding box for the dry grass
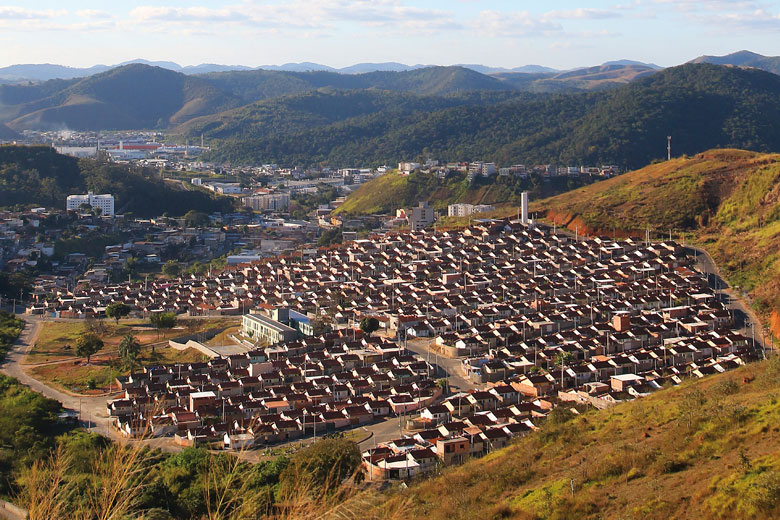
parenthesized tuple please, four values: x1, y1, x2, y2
(373, 358, 780, 520)
(534, 148, 780, 337)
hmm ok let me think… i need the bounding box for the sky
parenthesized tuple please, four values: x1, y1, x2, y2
(1, 1, 779, 69)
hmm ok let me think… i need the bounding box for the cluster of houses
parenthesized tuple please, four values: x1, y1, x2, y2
(46, 218, 755, 476)
(107, 329, 442, 448)
(364, 384, 542, 479)
(398, 160, 621, 181)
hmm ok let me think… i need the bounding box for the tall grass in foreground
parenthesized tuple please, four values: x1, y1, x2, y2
(17, 425, 408, 519)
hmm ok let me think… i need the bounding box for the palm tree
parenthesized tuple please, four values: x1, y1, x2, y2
(118, 333, 141, 370)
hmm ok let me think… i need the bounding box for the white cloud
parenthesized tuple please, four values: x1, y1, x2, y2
(130, 6, 245, 22)
(543, 8, 622, 20)
(477, 10, 562, 37)
(0, 6, 64, 19)
(76, 9, 113, 19)
(125, 1, 457, 34)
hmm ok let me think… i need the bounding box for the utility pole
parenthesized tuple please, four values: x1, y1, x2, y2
(667, 136, 671, 161)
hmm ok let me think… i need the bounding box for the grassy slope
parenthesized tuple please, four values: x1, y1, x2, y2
(335, 170, 586, 216)
(534, 149, 780, 336)
(382, 360, 780, 519)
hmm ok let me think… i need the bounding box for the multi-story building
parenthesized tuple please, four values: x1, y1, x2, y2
(241, 313, 298, 344)
(447, 204, 495, 218)
(243, 193, 290, 211)
(66, 192, 115, 216)
(409, 202, 435, 231)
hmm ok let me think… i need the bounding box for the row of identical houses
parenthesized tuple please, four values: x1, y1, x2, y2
(107, 329, 442, 448)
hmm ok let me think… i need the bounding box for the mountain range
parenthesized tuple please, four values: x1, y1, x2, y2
(189, 63, 780, 169)
(0, 59, 619, 83)
(0, 62, 658, 132)
(2, 51, 780, 170)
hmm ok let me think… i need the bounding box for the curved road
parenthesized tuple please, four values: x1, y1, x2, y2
(0, 317, 118, 438)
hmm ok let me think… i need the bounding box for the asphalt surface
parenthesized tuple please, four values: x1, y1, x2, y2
(687, 245, 770, 352)
(0, 317, 118, 437)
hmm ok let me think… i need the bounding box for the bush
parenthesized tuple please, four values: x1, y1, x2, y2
(279, 438, 362, 496)
(749, 470, 780, 512)
(661, 458, 689, 474)
(713, 379, 740, 397)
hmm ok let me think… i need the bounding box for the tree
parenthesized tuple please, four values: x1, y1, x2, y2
(279, 438, 361, 495)
(150, 312, 177, 339)
(183, 210, 210, 228)
(118, 333, 141, 370)
(124, 257, 139, 279)
(76, 333, 103, 364)
(359, 317, 379, 337)
(105, 302, 130, 324)
(162, 260, 181, 278)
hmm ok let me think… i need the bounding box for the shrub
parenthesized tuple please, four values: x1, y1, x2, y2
(749, 470, 780, 512)
(712, 379, 739, 397)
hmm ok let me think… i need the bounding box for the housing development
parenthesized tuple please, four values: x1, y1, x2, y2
(76, 218, 759, 478)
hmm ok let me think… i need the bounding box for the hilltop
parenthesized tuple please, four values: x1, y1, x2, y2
(333, 170, 589, 216)
(375, 358, 780, 519)
(0, 64, 240, 131)
(691, 50, 780, 75)
(0, 145, 234, 216)
(173, 90, 518, 141)
(535, 148, 780, 336)
(200, 64, 780, 168)
(495, 63, 658, 92)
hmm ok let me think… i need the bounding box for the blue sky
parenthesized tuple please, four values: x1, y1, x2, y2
(1, 1, 779, 69)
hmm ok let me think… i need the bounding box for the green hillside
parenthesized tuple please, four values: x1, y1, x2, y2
(376, 358, 780, 519)
(334, 170, 589, 216)
(174, 90, 518, 141)
(0, 65, 519, 132)
(0, 145, 234, 216)
(200, 64, 780, 168)
(0, 64, 240, 131)
(199, 65, 512, 103)
(535, 148, 780, 337)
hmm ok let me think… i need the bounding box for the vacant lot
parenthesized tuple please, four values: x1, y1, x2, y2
(25, 317, 238, 365)
(29, 346, 208, 394)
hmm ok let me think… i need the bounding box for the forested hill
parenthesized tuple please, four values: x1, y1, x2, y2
(0, 65, 516, 132)
(0, 64, 241, 131)
(174, 89, 523, 141)
(0, 145, 235, 216)
(197, 64, 780, 168)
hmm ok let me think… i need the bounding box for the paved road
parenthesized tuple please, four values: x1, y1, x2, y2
(0, 316, 186, 454)
(0, 317, 119, 438)
(403, 338, 478, 393)
(687, 245, 770, 352)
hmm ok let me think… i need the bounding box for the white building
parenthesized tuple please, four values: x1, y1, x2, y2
(243, 193, 290, 211)
(481, 163, 497, 176)
(66, 192, 115, 216)
(409, 202, 435, 232)
(55, 146, 97, 158)
(398, 162, 421, 174)
(204, 182, 242, 194)
(447, 203, 495, 218)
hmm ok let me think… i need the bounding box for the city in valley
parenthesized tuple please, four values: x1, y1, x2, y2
(2, 5, 780, 517)
(8, 189, 760, 480)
